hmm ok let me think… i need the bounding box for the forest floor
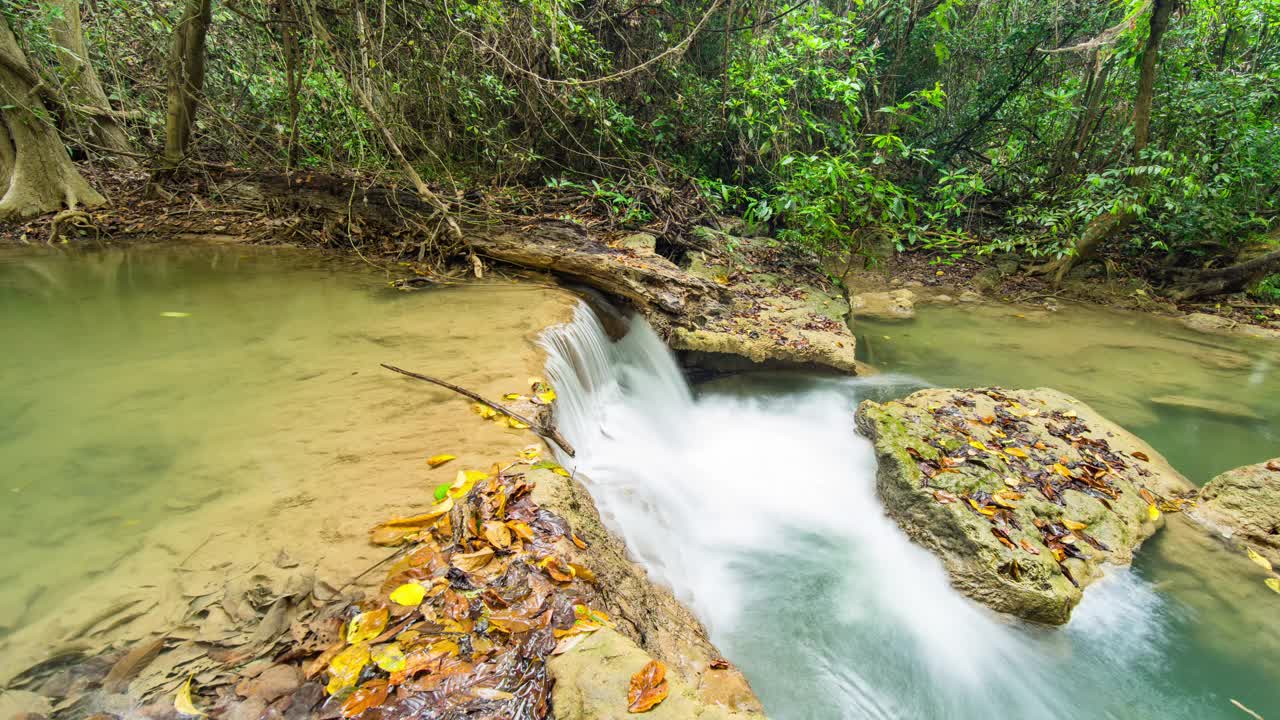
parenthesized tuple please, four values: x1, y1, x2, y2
(2, 167, 1277, 335)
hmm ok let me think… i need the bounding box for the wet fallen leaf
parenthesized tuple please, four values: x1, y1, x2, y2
(1131, 451, 1150, 462)
(502, 393, 524, 401)
(1267, 578, 1280, 594)
(389, 583, 427, 607)
(933, 489, 959, 504)
(1052, 463, 1072, 479)
(174, 676, 204, 716)
(980, 415, 995, 425)
(1006, 447, 1029, 459)
(326, 643, 370, 694)
(1147, 504, 1161, 522)
(538, 555, 576, 582)
(1247, 548, 1273, 572)
(453, 547, 495, 573)
(427, 454, 456, 468)
(483, 521, 512, 548)
(347, 608, 389, 644)
(507, 520, 535, 541)
(472, 687, 515, 701)
(571, 533, 589, 549)
(969, 439, 988, 452)
(472, 403, 498, 419)
(505, 417, 530, 429)
(519, 445, 541, 461)
(371, 643, 406, 672)
(627, 659, 669, 713)
(1020, 539, 1040, 555)
(568, 562, 597, 582)
(1139, 488, 1157, 505)
(536, 389, 557, 404)
(1062, 519, 1088, 531)
(341, 679, 389, 718)
(1267, 460, 1280, 472)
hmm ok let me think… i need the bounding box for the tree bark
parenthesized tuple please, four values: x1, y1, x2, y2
(1046, 0, 1176, 284)
(160, 0, 212, 171)
(49, 0, 136, 166)
(0, 14, 105, 220)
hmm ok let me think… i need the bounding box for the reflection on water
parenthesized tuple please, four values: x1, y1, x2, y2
(0, 245, 574, 680)
(543, 305, 1280, 719)
(855, 303, 1280, 484)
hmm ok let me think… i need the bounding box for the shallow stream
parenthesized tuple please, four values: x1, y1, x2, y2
(2, 247, 1277, 717)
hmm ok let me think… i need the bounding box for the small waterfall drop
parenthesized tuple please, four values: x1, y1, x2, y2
(540, 304, 1188, 720)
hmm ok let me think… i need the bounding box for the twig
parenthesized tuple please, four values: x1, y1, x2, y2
(1230, 699, 1264, 720)
(380, 364, 576, 457)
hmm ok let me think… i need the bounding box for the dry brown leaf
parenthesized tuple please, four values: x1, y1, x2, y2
(627, 660, 669, 713)
(1131, 451, 1150, 462)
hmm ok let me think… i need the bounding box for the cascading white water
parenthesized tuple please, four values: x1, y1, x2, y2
(540, 305, 1198, 720)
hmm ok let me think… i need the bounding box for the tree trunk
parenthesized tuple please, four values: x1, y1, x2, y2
(160, 0, 212, 171)
(49, 0, 136, 166)
(1132, 0, 1175, 154)
(1046, 0, 1176, 283)
(0, 14, 105, 220)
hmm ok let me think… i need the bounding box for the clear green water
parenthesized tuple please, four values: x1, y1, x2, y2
(0, 245, 571, 680)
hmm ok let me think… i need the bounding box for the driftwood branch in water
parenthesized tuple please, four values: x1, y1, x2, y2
(380, 364, 576, 457)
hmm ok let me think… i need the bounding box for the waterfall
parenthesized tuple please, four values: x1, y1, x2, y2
(539, 303, 1183, 720)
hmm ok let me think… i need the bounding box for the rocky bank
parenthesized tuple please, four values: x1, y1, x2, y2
(1190, 457, 1280, 568)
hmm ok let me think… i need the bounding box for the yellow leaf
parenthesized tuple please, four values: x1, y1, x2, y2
(389, 583, 427, 607)
(552, 466, 571, 477)
(1147, 504, 1161, 522)
(174, 676, 204, 716)
(372, 644, 406, 672)
(1006, 447, 1029, 458)
(347, 608, 389, 644)
(326, 643, 370, 695)
(969, 440, 988, 451)
(1052, 463, 1072, 479)
(1247, 548, 1273, 572)
(1266, 578, 1280, 594)
(448, 469, 488, 498)
(537, 389, 557, 403)
(505, 417, 530, 430)
(1062, 519, 1087, 531)
(502, 393, 524, 401)
(427, 454, 456, 468)
(519, 445, 541, 461)
(472, 403, 497, 419)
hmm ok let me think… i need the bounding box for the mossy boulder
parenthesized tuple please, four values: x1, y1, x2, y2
(855, 387, 1194, 624)
(1190, 458, 1280, 568)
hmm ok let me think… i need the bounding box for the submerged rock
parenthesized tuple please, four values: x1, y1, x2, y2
(1190, 458, 1280, 567)
(855, 387, 1193, 624)
(1148, 394, 1264, 421)
(849, 289, 916, 320)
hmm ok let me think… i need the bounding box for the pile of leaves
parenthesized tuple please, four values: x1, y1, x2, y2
(260, 390, 672, 720)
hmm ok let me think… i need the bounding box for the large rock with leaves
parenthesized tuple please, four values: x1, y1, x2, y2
(1190, 458, 1280, 568)
(671, 234, 860, 373)
(855, 387, 1194, 624)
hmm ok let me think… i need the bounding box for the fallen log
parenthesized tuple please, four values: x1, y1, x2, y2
(466, 222, 728, 322)
(1170, 248, 1280, 301)
(380, 364, 575, 457)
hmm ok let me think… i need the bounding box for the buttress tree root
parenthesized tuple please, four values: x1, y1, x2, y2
(0, 14, 105, 221)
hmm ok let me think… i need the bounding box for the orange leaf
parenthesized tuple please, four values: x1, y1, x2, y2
(1019, 539, 1040, 555)
(341, 680, 389, 718)
(627, 660, 669, 713)
(1131, 451, 1150, 462)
